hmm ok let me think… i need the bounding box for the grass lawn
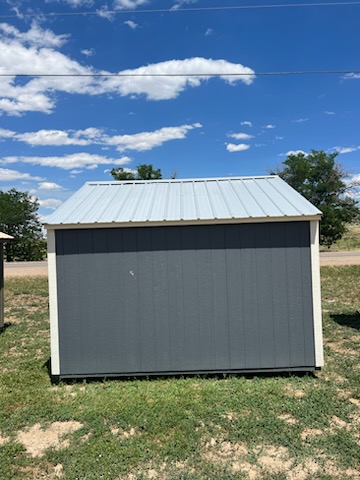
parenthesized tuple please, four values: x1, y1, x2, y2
(0, 268, 359, 480)
(323, 223, 360, 252)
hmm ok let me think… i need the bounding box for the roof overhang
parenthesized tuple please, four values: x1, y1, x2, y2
(0, 232, 14, 242)
(44, 214, 322, 231)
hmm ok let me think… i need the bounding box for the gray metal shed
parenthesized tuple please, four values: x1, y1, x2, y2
(45, 176, 323, 379)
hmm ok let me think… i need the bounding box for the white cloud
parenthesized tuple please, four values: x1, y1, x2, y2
(344, 174, 360, 200)
(0, 128, 15, 139)
(171, 0, 198, 11)
(226, 143, 250, 153)
(48, 0, 95, 7)
(101, 57, 255, 101)
(17, 129, 94, 146)
(0, 153, 131, 170)
(285, 150, 308, 156)
(38, 198, 63, 210)
(292, 118, 308, 123)
(4, 124, 202, 152)
(0, 167, 43, 181)
(263, 124, 276, 129)
(124, 20, 139, 29)
(332, 146, 360, 155)
(0, 24, 96, 115)
(70, 169, 83, 174)
(275, 136, 284, 140)
(325, 111, 335, 115)
(105, 123, 202, 152)
(113, 0, 148, 8)
(81, 48, 95, 57)
(240, 121, 252, 127)
(0, 22, 69, 48)
(38, 181, 64, 190)
(205, 28, 213, 36)
(345, 173, 360, 184)
(228, 132, 253, 141)
(343, 73, 360, 80)
(96, 6, 116, 20)
(0, 22, 255, 115)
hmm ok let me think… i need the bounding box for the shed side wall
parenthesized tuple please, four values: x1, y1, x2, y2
(55, 222, 315, 376)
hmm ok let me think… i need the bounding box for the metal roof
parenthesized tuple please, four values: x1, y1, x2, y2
(0, 232, 13, 240)
(44, 176, 322, 227)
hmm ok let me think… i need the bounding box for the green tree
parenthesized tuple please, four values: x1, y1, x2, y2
(110, 164, 162, 181)
(275, 150, 359, 246)
(0, 189, 46, 262)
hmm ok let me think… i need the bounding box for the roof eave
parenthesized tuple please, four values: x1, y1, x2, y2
(44, 213, 322, 230)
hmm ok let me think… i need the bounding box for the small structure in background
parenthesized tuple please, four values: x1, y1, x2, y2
(0, 232, 14, 330)
(45, 176, 323, 380)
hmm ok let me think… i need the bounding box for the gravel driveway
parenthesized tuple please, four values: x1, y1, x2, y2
(4, 261, 48, 277)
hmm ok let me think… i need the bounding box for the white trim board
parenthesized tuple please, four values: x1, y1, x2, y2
(310, 220, 324, 367)
(47, 230, 60, 375)
(44, 215, 321, 231)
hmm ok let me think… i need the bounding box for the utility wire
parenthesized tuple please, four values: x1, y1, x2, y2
(0, 70, 359, 77)
(1, 2, 360, 19)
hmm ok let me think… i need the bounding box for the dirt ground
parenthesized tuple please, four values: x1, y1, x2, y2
(320, 252, 360, 266)
(5, 267, 48, 277)
(4, 262, 48, 278)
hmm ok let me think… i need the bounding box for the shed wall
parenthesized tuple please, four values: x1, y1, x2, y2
(55, 221, 315, 377)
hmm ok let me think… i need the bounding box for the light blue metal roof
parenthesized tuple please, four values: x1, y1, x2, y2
(44, 176, 322, 227)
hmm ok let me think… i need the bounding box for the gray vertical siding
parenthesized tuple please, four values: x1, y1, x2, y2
(55, 222, 315, 377)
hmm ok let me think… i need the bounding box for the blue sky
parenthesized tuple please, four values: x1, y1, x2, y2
(0, 0, 359, 218)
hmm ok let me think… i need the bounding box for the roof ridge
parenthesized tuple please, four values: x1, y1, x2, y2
(86, 175, 279, 185)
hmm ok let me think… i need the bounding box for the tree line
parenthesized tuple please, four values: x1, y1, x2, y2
(0, 151, 359, 261)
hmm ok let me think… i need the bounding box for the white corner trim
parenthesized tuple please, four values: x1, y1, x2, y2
(47, 230, 60, 375)
(310, 220, 324, 367)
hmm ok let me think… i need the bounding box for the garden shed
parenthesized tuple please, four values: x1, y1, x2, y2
(45, 176, 323, 379)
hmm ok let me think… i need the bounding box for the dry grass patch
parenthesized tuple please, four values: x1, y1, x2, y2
(16, 421, 83, 457)
(326, 341, 358, 356)
(111, 426, 139, 441)
(202, 439, 295, 477)
(19, 464, 57, 480)
(284, 385, 306, 398)
(336, 387, 353, 399)
(79, 432, 92, 443)
(0, 435, 9, 446)
(330, 415, 352, 432)
(200, 439, 352, 479)
(300, 428, 324, 441)
(221, 410, 250, 421)
(255, 445, 293, 474)
(8, 346, 22, 357)
(202, 437, 258, 477)
(287, 459, 320, 480)
(278, 413, 298, 425)
(287, 457, 359, 480)
(118, 460, 194, 480)
(301, 414, 359, 444)
(54, 464, 63, 479)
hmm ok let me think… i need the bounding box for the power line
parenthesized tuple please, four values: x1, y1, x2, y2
(0, 70, 359, 77)
(1, 2, 360, 19)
